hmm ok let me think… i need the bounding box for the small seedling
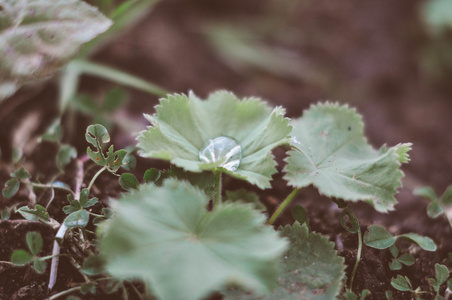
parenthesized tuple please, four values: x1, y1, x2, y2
(342, 289, 371, 300)
(428, 263, 450, 299)
(388, 245, 415, 271)
(11, 232, 50, 274)
(391, 275, 427, 299)
(414, 185, 452, 229)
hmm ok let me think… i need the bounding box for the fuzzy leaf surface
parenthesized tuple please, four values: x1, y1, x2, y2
(0, 0, 112, 100)
(99, 179, 288, 300)
(223, 222, 345, 300)
(138, 91, 292, 189)
(284, 103, 411, 212)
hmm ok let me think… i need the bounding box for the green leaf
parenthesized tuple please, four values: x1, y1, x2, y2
(398, 253, 415, 266)
(33, 259, 47, 274)
(291, 205, 307, 224)
(80, 282, 96, 295)
(64, 209, 89, 228)
(385, 290, 393, 300)
(39, 119, 63, 142)
(160, 166, 215, 198)
(82, 255, 106, 276)
(389, 245, 399, 258)
(360, 290, 371, 300)
(0, 0, 112, 101)
(364, 225, 437, 251)
(427, 201, 444, 218)
(284, 103, 411, 212)
(3, 178, 20, 199)
(223, 222, 345, 300)
(56, 145, 77, 171)
(414, 186, 438, 202)
(17, 205, 49, 222)
(119, 173, 139, 191)
(363, 225, 396, 249)
(86, 124, 110, 149)
(137, 91, 292, 189)
(11, 250, 33, 266)
(99, 179, 288, 300)
(340, 208, 360, 234)
(391, 275, 412, 292)
(143, 168, 161, 183)
(342, 291, 358, 300)
(103, 87, 127, 112)
(1, 209, 10, 220)
(389, 259, 402, 270)
(225, 189, 266, 211)
(434, 263, 450, 285)
(422, 0, 452, 35)
(440, 185, 452, 205)
(447, 278, 452, 291)
(11, 167, 31, 180)
(26, 232, 43, 256)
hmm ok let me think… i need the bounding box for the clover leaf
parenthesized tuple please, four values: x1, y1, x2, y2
(99, 179, 288, 300)
(11, 232, 47, 274)
(284, 103, 411, 212)
(223, 222, 345, 300)
(137, 90, 292, 189)
(0, 0, 112, 100)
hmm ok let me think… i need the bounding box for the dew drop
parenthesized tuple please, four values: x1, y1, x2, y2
(199, 136, 242, 171)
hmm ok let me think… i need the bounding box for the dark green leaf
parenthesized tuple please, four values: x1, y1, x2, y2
(3, 178, 20, 199)
(143, 168, 161, 183)
(82, 255, 106, 276)
(80, 282, 96, 295)
(363, 225, 396, 249)
(119, 173, 139, 191)
(1, 209, 10, 220)
(17, 205, 49, 222)
(11, 250, 33, 266)
(435, 264, 450, 285)
(11, 167, 31, 180)
(26, 232, 43, 256)
(103, 87, 127, 112)
(340, 208, 360, 234)
(440, 186, 452, 205)
(398, 254, 415, 266)
(105, 147, 127, 173)
(389, 259, 402, 270)
(83, 197, 98, 209)
(64, 210, 89, 228)
(56, 145, 77, 171)
(291, 205, 306, 224)
(33, 259, 47, 274)
(391, 275, 412, 292)
(427, 201, 444, 219)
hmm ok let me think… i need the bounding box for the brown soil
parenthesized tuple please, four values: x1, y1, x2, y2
(1, 0, 452, 299)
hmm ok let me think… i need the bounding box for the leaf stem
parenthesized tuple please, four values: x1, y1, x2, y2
(87, 166, 107, 193)
(349, 226, 363, 291)
(68, 59, 168, 97)
(31, 183, 74, 195)
(267, 188, 301, 225)
(214, 170, 222, 208)
(46, 286, 81, 300)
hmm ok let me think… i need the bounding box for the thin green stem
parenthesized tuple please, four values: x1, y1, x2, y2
(68, 60, 168, 97)
(88, 212, 103, 218)
(349, 226, 363, 291)
(40, 253, 71, 261)
(214, 170, 222, 208)
(46, 286, 81, 300)
(267, 188, 301, 225)
(31, 183, 74, 195)
(87, 167, 107, 193)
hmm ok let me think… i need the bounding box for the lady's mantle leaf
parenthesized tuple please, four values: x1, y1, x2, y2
(137, 90, 292, 189)
(223, 222, 345, 300)
(284, 103, 411, 212)
(0, 0, 112, 100)
(99, 179, 288, 300)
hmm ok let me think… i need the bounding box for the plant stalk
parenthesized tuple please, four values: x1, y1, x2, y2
(214, 170, 222, 208)
(349, 226, 363, 291)
(267, 188, 301, 225)
(46, 286, 81, 300)
(87, 166, 107, 192)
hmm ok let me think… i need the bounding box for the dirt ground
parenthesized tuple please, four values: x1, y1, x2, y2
(1, 0, 452, 299)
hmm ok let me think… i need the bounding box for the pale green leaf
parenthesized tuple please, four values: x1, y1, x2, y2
(434, 263, 449, 285)
(284, 103, 411, 212)
(2, 178, 19, 199)
(391, 275, 412, 292)
(56, 144, 77, 171)
(64, 209, 89, 228)
(17, 204, 49, 222)
(99, 179, 288, 300)
(398, 254, 415, 266)
(389, 259, 402, 270)
(414, 186, 438, 202)
(399, 233, 437, 251)
(137, 91, 292, 189)
(223, 222, 345, 300)
(0, 0, 112, 100)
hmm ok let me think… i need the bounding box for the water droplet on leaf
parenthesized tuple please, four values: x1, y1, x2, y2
(199, 136, 242, 171)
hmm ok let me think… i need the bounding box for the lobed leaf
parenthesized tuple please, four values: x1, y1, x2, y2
(284, 103, 411, 212)
(137, 91, 292, 189)
(0, 0, 112, 100)
(99, 179, 288, 300)
(223, 222, 345, 300)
